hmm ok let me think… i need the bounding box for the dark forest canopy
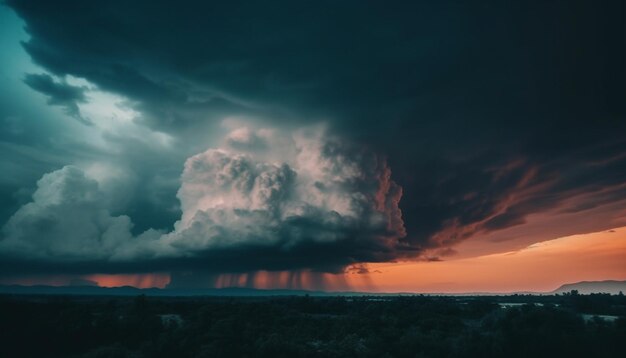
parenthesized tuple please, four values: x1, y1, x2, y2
(1, 293, 625, 357)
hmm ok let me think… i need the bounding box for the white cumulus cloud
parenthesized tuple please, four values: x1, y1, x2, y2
(0, 166, 161, 263)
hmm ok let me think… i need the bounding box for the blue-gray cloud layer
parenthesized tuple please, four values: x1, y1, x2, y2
(23, 73, 90, 124)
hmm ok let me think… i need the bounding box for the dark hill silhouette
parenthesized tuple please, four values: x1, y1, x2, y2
(552, 280, 626, 295)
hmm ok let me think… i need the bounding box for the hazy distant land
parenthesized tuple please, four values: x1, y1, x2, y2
(1, 279, 624, 297)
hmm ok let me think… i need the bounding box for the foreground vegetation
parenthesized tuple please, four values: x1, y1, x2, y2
(1, 292, 624, 357)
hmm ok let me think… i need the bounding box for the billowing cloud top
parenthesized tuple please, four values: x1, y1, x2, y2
(0, 166, 162, 272)
(167, 126, 406, 271)
(0, 126, 406, 274)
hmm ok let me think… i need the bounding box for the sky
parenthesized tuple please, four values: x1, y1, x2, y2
(0, 0, 624, 292)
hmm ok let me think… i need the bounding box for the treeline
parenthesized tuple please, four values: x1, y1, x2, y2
(0, 294, 624, 357)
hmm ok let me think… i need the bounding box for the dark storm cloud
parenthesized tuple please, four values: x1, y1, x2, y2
(23, 73, 90, 124)
(2, 0, 625, 276)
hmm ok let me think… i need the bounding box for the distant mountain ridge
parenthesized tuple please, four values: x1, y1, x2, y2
(0, 284, 332, 297)
(1, 279, 624, 297)
(552, 280, 626, 295)
(0, 284, 401, 297)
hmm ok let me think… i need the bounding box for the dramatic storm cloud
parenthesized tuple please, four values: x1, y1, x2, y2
(0, 126, 406, 274)
(165, 126, 406, 272)
(0, 0, 624, 283)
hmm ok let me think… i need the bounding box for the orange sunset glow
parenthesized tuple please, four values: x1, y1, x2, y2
(357, 226, 626, 293)
(2, 226, 625, 292)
